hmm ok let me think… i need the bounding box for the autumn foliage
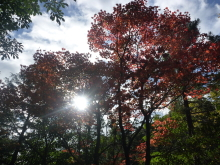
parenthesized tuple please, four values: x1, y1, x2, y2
(1, 0, 220, 165)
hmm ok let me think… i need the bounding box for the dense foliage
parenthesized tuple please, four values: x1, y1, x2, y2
(0, 0, 76, 60)
(1, 0, 220, 164)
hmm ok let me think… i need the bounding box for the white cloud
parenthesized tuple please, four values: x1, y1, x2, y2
(153, 0, 220, 34)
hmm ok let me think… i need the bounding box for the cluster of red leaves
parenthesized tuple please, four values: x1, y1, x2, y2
(136, 142, 147, 162)
(19, 51, 65, 116)
(135, 118, 178, 162)
(151, 118, 178, 147)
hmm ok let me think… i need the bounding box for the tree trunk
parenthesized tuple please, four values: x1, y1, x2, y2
(9, 113, 30, 165)
(86, 122, 91, 165)
(118, 100, 130, 165)
(145, 114, 151, 165)
(94, 106, 101, 165)
(182, 93, 201, 165)
(42, 119, 48, 165)
(117, 59, 130, 165)
(77, 123, 82, 155)
(182, 93, 194, 136)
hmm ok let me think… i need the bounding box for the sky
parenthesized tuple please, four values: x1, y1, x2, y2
(0, 0, 220, 81)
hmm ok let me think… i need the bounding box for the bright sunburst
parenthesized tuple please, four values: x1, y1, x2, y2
(73, 96, 88, 110)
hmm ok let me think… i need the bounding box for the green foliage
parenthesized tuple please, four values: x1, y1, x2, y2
(150, 95, 220, 165)
(208, 32, 220, 43)
(0, 0, 76, 60)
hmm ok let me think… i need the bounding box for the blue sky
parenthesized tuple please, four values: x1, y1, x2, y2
(0, 0, 220, 80)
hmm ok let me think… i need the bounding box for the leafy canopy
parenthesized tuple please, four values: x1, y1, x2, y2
(0, 0, 76, 60)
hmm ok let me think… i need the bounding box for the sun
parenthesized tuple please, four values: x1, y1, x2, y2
(73, 96, 88, 110)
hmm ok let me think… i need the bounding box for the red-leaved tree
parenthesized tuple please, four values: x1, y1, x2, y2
(88, 0, 220, 164)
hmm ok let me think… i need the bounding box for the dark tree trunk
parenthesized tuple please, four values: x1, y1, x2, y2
(94, 106, 101, 165)
(118, 100, 130, 165)
(9, 114, 30, 165)
(85, 122, 91, 165)
(117, 60, 130, 165)
(77, 124, 82, 156)
(145, 114, 151, 165)
(42, 119, 48, 165)
(182, 93, 201, 165)
(182, 93, 194, 136)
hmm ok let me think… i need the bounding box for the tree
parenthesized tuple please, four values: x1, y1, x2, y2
(0, 76, 34, 165)
(88, 1, 184, 164)
(88, 1, 220, 164)
(0, 0, 76, 60)
(11, 50, 119, 165)
(0, 81, 19, 164)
